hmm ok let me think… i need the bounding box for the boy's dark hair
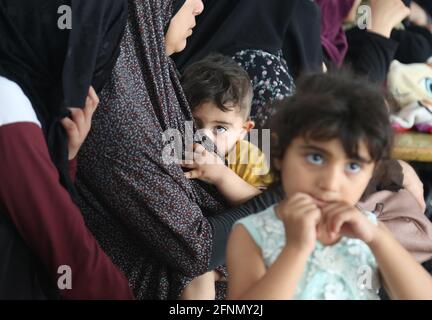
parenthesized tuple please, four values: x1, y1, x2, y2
(269, 71, 394, 181)
(181, 53, 253, 119)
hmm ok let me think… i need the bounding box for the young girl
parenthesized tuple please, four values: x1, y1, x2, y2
(226, 72, 432, 300)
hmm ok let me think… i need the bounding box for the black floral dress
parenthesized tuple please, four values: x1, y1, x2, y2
(232, 49, 295, 128)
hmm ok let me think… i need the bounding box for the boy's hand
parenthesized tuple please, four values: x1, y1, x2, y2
(321, 202, 378, 245)
(277, 193, 321, 254)
(61, 86, 99, 160)
(180, 143, 227, 184)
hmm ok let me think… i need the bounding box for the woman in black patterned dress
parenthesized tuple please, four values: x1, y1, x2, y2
(76, 0, 250, 299)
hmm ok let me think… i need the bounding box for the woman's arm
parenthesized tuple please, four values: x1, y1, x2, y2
(369, 223, 432, 299)
(345, 28, 399, 83)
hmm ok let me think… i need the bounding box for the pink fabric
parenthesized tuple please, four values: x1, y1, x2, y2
(360, 189, 432, 263)
(315, 0, 355, 67)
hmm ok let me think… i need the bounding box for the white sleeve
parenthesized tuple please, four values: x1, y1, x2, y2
(0, 76, 41, 127)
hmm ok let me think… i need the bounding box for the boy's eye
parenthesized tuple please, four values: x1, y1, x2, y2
(214, 126, 227, 134)
(345, 162, 362, 174)
(306, 154, 324, 165)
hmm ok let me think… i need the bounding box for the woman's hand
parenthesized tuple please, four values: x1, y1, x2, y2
(277, 193, 321, 254)
(369, 0, 411, 38)
(61, 86, 99, 160)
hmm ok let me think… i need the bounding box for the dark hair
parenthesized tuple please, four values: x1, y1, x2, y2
(181, 53, 253, 119)
(269, 71, 394, 181)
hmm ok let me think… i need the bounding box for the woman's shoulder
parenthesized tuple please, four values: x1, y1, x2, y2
(0, 76, 40, 128)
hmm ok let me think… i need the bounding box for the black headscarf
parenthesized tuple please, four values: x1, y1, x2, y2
(172, 0, 323, 77)
(415, 0, 432, 16)
(283, 0, 324, 78)
(172, 0, 187, 16)
(0, 0, 128, 197)
(173, 0, 296, 67)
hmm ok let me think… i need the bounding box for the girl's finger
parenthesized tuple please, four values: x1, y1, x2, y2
(330, 211, 355, 234)
(322, 204, 351, 234)
(291, 196, 317, 209)
(321, 202, 347, 216)
(296, 203, 320, 216)
(305, 207, 322, 224)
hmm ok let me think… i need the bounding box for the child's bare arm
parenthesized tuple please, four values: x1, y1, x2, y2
(369, 223, 432, 300)
(180, 143, 261, 206)
(179, 271, 217, 300)
(212, 168, 262, 206)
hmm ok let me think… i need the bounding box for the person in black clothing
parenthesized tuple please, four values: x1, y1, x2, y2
(172, 0, 323, 77)
(322, 0, 409, 83)
(344, 0, 432, 83)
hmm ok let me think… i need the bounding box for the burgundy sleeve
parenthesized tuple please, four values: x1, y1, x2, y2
(69, 157, 78, 183)
(0, 122, 134, 299)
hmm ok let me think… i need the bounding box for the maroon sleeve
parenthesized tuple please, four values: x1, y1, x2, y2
(69, 157, 78, 183)
(0, 122, 134, 299)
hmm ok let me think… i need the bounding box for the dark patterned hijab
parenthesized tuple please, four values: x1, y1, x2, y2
(0, 0, 128, 196)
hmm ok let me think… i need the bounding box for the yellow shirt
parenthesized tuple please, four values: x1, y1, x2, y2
(226, 140, 273, 188)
